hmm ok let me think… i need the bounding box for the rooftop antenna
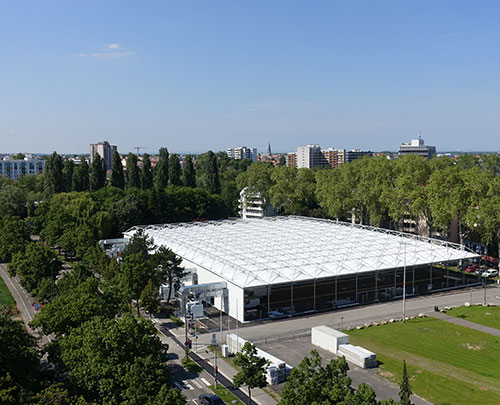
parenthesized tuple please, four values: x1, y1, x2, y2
(134, 146, 148, 156)
(418, 131, 422, 139)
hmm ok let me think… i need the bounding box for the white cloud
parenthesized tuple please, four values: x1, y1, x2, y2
(90, 51, 133, 59)
(106, 43, 120, 49)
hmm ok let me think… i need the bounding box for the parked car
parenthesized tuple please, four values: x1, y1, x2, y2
(199, 394, 224, 405)
(481, 269, 499, 278)
(465, 264, 479, 273)
(474, 268, 486, 276)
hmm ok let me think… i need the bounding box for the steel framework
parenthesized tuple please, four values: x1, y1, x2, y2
(127, 216, 478, 288)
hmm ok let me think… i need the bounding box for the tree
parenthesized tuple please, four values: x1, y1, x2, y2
(31, 276, 115, 336)
(183, 155, 196, 188)
(79, 157, 90, 191)
(0, 183, 27, 218)
(62, 159, 75, 192)
(279, 154, 287, 166)
(110, 150, 125, 189)
(0, 216, 30, 262)
(52, 314, 172, 404)
(399, 360, 412, 405)
(205, 151, 221, 194)
(270, 166, 319, 216)
(126, 153, 140, 188)
(233, 342, 269, 405)
(141, 153, 154, 190)
(169, 154, 182, 186)
(89, 154, 106, 191)
(9, 242, 62, 295)
(0, 307, 40, 402)
(152, 246, 185, 302)
(236, 162, 273, 208)
(140, 279, 160, 315)
(280, 350, 381, 405)
(154, 147, 169, 190)
(44, 152, 64, 196)
(118, 252, 157, 316)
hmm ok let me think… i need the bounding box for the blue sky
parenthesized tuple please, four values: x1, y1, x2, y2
(1, 1, 499, 154)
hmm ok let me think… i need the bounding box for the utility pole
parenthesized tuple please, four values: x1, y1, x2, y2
(211, 333, 218, 389)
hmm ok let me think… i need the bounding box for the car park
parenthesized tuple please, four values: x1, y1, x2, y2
(199, 394, 224, 405)
(465, 264, 479, 273)
(474, 268, 486, 276)
(481, 269, 499, 278)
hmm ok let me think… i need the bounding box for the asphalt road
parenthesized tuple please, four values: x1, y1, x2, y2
(0, 263, 52, 345)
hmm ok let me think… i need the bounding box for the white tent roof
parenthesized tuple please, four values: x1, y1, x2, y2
(132, 216, 478, 289)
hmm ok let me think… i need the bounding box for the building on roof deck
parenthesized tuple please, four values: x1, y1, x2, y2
(125, 216, 479, 323)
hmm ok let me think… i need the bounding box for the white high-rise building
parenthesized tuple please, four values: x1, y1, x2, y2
(0, 157, 45, 180)
(90, 141, 117, 170)
(227, 146, 257, 162)
(398, 133, 436, 159)
(296, 144, 322, 168)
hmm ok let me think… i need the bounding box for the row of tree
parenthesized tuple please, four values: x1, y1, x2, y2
(1, 217, 187, 403)
(237, 154, 500, 259)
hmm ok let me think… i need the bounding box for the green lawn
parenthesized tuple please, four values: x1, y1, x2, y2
(348, 317, 500, 405)
(446, 305, 500, 330)
(209, 384, 243, 404)
(0, 276, 15, 307)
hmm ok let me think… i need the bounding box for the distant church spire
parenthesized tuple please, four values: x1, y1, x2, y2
(267, 142, 272, 156)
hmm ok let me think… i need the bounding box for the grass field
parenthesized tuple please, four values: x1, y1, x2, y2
(446, 305, 500, 331)
(0, 276, 15, 307)
(209, 385, 243, 404)
(348, 317, 500, 405)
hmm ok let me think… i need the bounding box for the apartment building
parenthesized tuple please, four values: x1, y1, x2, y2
(90, 141, 117, 170)
(0, 158, 45, 180)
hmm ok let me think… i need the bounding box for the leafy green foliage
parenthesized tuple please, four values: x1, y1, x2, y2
(233, 342, 269, 404)
(110, 150, 125, 189)
(126, 153, 141, 188)
(31, 276, 115, 336)
(183, 155, 196, 188)
(399, 360, 411, 405)
(52, 314, 173, 404)
(44, 152, 64, 196)
(9, 242, 61, 295)
(169, 154, 182, 186)
(141, 153, 154, 190)
(0, 215, 30, 262)
(0, 307, 40, 401)
(280, 350, 383, 405)
(154, 147, 169, 190)
(89, 153, 106, 192)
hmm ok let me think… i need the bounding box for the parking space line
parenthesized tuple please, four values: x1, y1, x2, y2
(200, 377, 211, 386)
(192, 379, 203, 389)
(174, 381, 184, 390)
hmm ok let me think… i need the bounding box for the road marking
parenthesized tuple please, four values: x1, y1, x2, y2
(182, 380, 194, 390)
(192, 379, 203, 389)
(191, 400, 199, 405)
(200, 377, 211, 386)
(174, 381, 184, 391)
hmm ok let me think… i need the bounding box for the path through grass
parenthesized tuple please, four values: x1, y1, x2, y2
(446, 305, 500, 330)
(348, 317, 500, 405)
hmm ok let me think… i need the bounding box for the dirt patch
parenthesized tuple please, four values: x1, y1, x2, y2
(378, 370, 395, 379)
(485, 312, 491, 316)
(461, 342, 483, 351)
(479, 387, 488, 391)
(415, 369, 422, 374)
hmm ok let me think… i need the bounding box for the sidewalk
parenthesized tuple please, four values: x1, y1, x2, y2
(157, 323, 277, 405)
(194, 342, 278, 405)
(431, 311, 500, 337)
